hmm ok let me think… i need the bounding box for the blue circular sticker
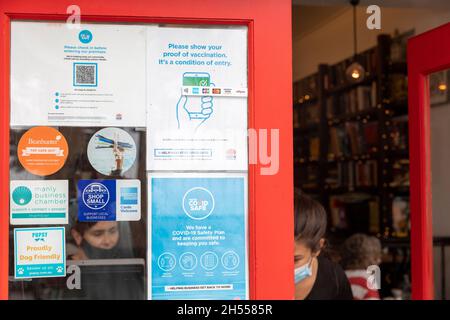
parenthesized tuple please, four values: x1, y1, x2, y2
(79, 30, 93, 44)
(182, 187, 215, 220)
(82, 182, 110, 210)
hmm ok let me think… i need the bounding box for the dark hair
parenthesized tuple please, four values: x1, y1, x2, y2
(294, 190, 327, 253)
(71, 221, 99, 236)
(340, 233, 382, 270)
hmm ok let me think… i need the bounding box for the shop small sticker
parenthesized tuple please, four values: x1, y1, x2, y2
(78, 179, 141, 222)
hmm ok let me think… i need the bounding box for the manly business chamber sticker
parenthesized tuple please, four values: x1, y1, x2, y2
(17, 126, 68, 176)
(87, 128, 136, 176)
(10, 180, 68, 225)
(77, 179, 141, 222)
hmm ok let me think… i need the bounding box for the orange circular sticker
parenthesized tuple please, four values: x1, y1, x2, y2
(18, 126, 69, 176)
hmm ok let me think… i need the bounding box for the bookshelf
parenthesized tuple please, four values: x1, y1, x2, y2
(294, 32, 411, 297)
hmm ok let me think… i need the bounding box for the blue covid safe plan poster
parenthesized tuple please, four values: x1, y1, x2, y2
(148, 173, 248, 300)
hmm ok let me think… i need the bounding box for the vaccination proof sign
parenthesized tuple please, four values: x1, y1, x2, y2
(148, 173, 248, 300)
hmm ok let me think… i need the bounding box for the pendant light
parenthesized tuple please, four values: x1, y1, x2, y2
(346, 0, 365, 82)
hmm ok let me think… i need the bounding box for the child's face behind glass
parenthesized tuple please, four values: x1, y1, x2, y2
(83, 221, 119, 250)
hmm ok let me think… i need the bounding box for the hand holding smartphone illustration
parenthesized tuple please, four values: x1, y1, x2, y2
(176, 72, 214, 130)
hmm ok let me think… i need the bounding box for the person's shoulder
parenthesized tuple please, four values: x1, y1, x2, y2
(318, 254, 353, 300)
(318, 254, 344, 273)
(316, 254, 347, 282)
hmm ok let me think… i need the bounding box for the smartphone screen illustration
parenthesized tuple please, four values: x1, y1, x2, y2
(183, 72, 210, 87)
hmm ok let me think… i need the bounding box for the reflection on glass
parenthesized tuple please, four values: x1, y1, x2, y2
(9, 127, 147, 300)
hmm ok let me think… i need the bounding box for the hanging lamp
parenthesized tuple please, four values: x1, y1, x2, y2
(345, 0, 365, 82)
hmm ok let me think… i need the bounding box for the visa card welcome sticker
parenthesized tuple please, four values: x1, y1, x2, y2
(77, 179, 141, 221)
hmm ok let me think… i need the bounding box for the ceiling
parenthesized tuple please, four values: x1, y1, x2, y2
(293, 0, 450, 8)
(292, 5, 347, 38)
(292, 0, 450, 38)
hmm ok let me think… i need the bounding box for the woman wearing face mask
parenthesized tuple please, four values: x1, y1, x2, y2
(294, 191, 353, 300)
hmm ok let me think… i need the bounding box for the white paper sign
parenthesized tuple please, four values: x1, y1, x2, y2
(14, 227, 66, 279)
(11, 21, 146, 127)
(10, 180, 69, 225)
(146, 26, 248, 171)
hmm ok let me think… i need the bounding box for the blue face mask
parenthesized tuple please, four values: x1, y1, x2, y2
(294, 258, 313, 284)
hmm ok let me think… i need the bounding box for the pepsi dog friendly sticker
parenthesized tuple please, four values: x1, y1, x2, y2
(87, 127, 137, 177)
(10, 180, 68, 225)
(14, 227, 66, 279)
(78, 179, 141, 221)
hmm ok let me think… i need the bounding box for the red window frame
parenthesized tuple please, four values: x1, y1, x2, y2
(408, 22, 450, 300)
(0, 0, 294, 300)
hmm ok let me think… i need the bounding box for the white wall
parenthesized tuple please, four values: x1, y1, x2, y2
(293, 6, 450, 81)
(431, 103, 450, 237)
(431, 102, 450, 299)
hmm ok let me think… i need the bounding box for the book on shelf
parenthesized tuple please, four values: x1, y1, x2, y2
(362, 49, 378, 77)
(295, 135, 320, 161)
(325, 169, 339, 189)
(295, 165, 319, 189)
(390, 159, 409, 188)
(330, 60, 348, 88)
(391, 116, 408, 151)
(294, 73, 318, 103)
(297, 104, 320, 128)
(364, 121, 379, 152)
(392, 197, 410, 238)
(329, 126, 349, 157)
(389, 74, 408, 103)
(329, 194, 380, 234)
(309, 137, 320, 161)
(390, 29, 414, 64)
(355, 160, 378, 187)
(327, 161, 377, 189)
(329, 196, 348, 230)
(328, 122, 379, 158)
(326, 82, 377, 117)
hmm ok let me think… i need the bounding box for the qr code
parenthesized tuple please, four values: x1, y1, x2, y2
(74, 63, 97, 86)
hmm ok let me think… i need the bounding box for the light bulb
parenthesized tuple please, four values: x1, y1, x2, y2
(346, 61, 365, 83)
(438, 83, 447, 91)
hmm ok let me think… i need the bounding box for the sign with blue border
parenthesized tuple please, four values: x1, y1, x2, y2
(78, 179, 141, 221)
(149, 173, 248, 300)
(14, 227, 66, 279)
